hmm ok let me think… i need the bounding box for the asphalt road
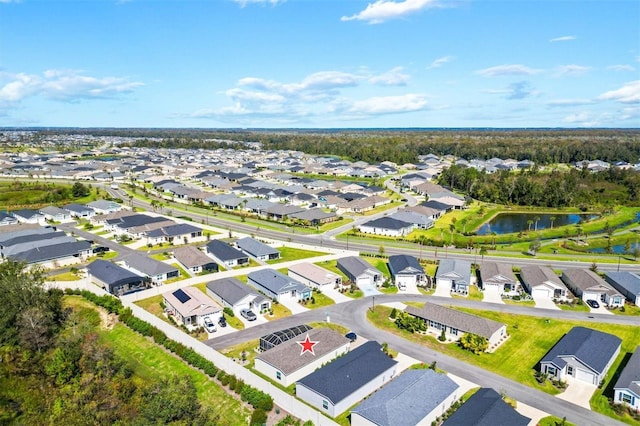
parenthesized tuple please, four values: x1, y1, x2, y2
(207, 295, 633, 426)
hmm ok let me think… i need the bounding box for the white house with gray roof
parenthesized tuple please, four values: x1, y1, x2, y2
(479, 261, 519, 295)
(520, 265, 571, 301)
(173, 245, 218, 274)
(39, 206, 72, 222)
(236, 237, 280, 261)
(288, 262, 342, 289)
(206, 277, 271, 313)
(406, 302, 507, 348)
(540, 326, 621, 385)
(436, 259, 472, 295)
(248, 269, 312, 302)
(613, 345, 640, 410)
(337, 256, 383, 287)
(350, 369, 460, 426)
(296, 341, 398, 417)
(604, 271, 640, 306)
(254, 328, 350, 387)
(121, 253, 179, 285)
(561, 268, 624, 307)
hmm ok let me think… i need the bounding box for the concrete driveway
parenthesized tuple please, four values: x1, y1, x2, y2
(358, 282, 381, 297)
(589, 304, 614, 315)
(279, 298, 310, 315)
(482, 285, 504, 304)
(321, 286, 352, 304)
(556, 378, 597, 409)
(533, 296, 561, 310)
(237, 310, 268, 328)
(433, 281, 452, 298)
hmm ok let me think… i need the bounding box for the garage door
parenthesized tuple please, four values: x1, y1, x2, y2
(438, 279, 452, 288)
(532, 288, 550, 298)
(576, 368, 596, 384)
(357, 277, 371, 287)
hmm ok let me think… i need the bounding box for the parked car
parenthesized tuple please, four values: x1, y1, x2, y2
(203, 317, 216, 333)
(345, 332, 357, 342)
(218, 316, 227, 327)
(586, 299, 600, 309)
(240, 309, 257, 321)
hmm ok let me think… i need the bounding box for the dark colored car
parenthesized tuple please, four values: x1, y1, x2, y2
(218, 316, 227, 327)
(240, 309, 257, 321)
(345, 332, 357, 342)
(586, 299, 600, 309)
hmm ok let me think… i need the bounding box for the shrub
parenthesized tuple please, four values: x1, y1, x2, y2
(250, 409, 267, 426)
(223, 307, 235, 317)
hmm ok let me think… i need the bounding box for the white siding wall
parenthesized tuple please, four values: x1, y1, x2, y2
(488, 325, 507, 347)
(394, 275, 416, 288)
(614, 389, 640, 410)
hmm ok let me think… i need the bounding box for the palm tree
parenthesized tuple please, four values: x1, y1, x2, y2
(527, 219, 534, 231)
(479, 246, 488, 263)
(550, 216, 556, 229)
(534, 216, 540, 231)
(449, 223, 456, 245)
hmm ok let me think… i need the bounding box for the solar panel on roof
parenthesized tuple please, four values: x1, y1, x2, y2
(173, 289, 191, 303)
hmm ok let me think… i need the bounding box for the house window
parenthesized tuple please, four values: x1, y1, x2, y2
(450, 327, 458, 336)
(546, 366, 556, 376)
(322, 400, 328, 410)
(567, 366, 574, 376)
(621, 393, 634, 405)
(276, 371, 281, 380)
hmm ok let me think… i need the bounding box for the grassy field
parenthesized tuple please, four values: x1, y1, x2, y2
(0, 181, 98, 210)
(452, 285, 484, 301)
(100, 323, 250, 425)
(266, 303, 292, 320)
(304, 291, 335, 309)
(364, 257, 390, 277)
(367, 305, 640, 411)
(220, 339, 260, 369)
(48, 271, 82, 281)
(267, 246, 328, 264)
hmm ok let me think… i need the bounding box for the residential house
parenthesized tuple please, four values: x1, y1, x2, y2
(247, 269, 312, 302)
(205, 240, 249, 267)
(163, 286, 222, 328)
(206, 277, 271, 313)
(121, 253, 179, 285)
(287, 262, 342, 289)
(1, 231, 74, 258)
(173, 245, 218, 274)
(63, 203, 96, 218)
(296, 341, 398, 417)
(436, 259, 472, 295)
(613, 345, 640, 410)
(387, 254, 426, 290)
(86, 199, 123, 215)
(289, 209, 337, 226)
(236, 237, 280, 261)
(86, 259, 148, 296)
(12, 209, 45, 224)
(428, 190, 466, 209)
(442, 388, 530, 426)
(145, 223, 202, 246)
(337, 256, 383, 287)
(10, 240, 92, 266)
(604, 271, 640, 306)
(388, 210, 434, 230)
(540, 326, 621, 385)
(266, 204, 305, 221)
(479, 262, 518, 295)
(39, 206, 72, 222)
(350, 369, 460, 426)
(406, 302, 507, 348)
(520, 265, 571, 301)
(255, 328, 350, 387)
(561, 268, 625, 307)
(359, 217, 414, 237)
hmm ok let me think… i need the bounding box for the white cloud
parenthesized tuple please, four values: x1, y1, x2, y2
(549, 35, 576, 42)
(341, 0, 441, 24)
(485, 81, 538, 100)
(598, 80, 640, 104)
(475, 64, 543, 77)
(563, 112, 598, 126)
(0, 69, 143, 104)
(238, 71, 360, 96)
(555, 64, 591, 76)
(335, 93, 429, 116)
(546, 99, 594, 107)
(368, 67, 410, 86)
(427, 56, 454, 69)
(607, 64, 635, 72)
(233, 0, 284, 7)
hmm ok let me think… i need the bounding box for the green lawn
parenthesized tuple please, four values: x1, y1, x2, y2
(380, 285, 399, 295)
(364, 257, 390, 278)
(612, 303, 640, 316)
(343, 288, 364, 299)
(223, 313, 245, 330)
(133, 294, 173, 325)
(503, 298, 536, 307)
(368, 305, 640, 405)
(266, 303, 291, 320)
(267, 246, 328, 264)
(537, 416, 576, 426)
(558, 301, 590, 312)
(314, 260, 349, 281)
(304, 291, 335, 309)
(100, 323, 249, 425)
(220, 339, 260, 368)
(452, 285, 483, 301)
(48, 271, 82, 281)
(165, 263, 190, 283)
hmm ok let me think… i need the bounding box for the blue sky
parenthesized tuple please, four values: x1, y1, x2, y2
(1, 0, 638, 128)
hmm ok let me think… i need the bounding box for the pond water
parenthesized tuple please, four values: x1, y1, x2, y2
(589, 244, 638, 254)
(476, 213, 599, 235)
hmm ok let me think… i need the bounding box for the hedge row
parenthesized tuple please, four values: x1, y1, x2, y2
(65, 289, 274, 414)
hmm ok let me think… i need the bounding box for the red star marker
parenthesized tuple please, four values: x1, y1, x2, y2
(297, 333, 319, 356)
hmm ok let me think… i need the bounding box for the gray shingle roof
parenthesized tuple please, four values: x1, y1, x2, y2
(388, 254, 424, 276)
(236, 237, 279, 258)
(436, 259, 471, 284)
(541, 326, 622, 374)
(296, 341, 397, 404)
(442, 388, 530, 426)
(613, 345, 640, 397)
(173, 246, 217, 269)
(11, 240, 91, 264)
(206, 277, 264, 306)
(351, 369, 459, 426)
(479, 261, 515, 285)
(206, 240, 248, 262)
(405, 302, 505, 340)
(605, 271, 640, 297)
(361, 217, 413, 231)
(520, 265, 566, 291)
(337, 256, 382, 279)
(146, 223, 201, 238)
(256, 328, 349, 375)
(248, 269, 310, 295)
(122, 253, 178, 276)
(87, 259, 145, 290)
